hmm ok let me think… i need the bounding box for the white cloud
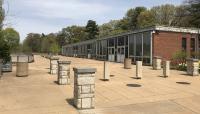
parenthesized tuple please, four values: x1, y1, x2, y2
(17, 0, 112, 19)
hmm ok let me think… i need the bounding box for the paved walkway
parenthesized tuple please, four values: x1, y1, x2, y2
(0, 55, 200, 114)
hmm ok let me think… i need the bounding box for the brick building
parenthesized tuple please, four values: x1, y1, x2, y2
(62, 26, 200, 65)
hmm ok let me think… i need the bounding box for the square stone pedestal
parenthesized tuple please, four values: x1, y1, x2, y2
(57, 61, 71, 85)
(50, 57, 59, 75)
(73, 68, 96, 110)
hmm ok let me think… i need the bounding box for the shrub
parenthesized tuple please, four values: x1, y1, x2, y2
(171, 51, 187, 70)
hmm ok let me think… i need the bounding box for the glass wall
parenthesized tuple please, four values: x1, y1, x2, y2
(129, 34, 135, 56)
(97, 40, 107, 60)
(129, 32, 151, 64)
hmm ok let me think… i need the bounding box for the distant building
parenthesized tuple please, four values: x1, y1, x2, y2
(62, 26, 200, 65)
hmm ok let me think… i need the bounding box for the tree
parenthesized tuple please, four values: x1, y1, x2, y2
(40, 33, 57, 53)
(0, 0, 10, 63)
(128, 7, 147, 29)
(117, 7, 147, 30)
(99, 20, 125, 37)
(50, 43, 60, 55)
(151, 4, 176, 26)
(187, 0, 200, 27)
(23, 33, 41, 52)
(2, 28, 20, 52)
(0, 41, 10, 63)
(85, 20, 99, 40)
(171, 5, 192, 27)
(137, 10, 156, 28)
(0, 0, 4, 29)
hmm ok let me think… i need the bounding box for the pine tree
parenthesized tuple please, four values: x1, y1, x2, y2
(85, 20, 99, 40)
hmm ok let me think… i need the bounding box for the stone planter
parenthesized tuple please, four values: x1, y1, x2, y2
(124, 58, 132, 69)
(186, 58, 199, 76)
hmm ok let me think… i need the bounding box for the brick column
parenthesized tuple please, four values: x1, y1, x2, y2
(50, 57, 59, 75)
(187, 58, 199, 76)
(104, 61, 110, 81)
(57, 61, 71, 85)
(73, 68, 96, 110)
(153, 56, 162, 70)
(163, 61, 170, 77)
(136, 61, 142, 79)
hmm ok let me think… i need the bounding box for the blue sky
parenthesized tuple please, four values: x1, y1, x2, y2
(3, 0, 184, 42)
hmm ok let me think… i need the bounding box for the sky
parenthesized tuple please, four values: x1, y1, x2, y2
(3, 0, 184, 42)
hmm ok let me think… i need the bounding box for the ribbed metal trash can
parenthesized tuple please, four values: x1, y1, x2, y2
(16, 55, 29, 77)
(124, 58, 132, 69)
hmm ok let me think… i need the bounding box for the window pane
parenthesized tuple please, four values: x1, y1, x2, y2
(129, 34, 134, 56)
(182, 38, 187, 51)
(143, 32, 151, 57)
(136, 33, 142, 56)
(118, 37, 124, 46)
(191, 38, 195, 52)
(109, 38, 115, 47)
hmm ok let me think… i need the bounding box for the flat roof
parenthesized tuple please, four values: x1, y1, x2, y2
(63, 26, 200, 48)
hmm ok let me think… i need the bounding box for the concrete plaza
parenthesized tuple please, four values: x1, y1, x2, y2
(0, 55, 200, 114)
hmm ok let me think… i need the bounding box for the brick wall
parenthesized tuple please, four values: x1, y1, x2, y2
(153, 31, 193, 61)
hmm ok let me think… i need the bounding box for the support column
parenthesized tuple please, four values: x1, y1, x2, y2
(153, 56, 162, 70)
(136, 61, 142, 79)
(163, 61, 170, 78)
(187, 58, 199, 76)
(57, 61, 71, 85)
(104, 61, 110, 81)
(50, 57, 59, 75)
(73, 68, 96, 110)
(124, 58, 132, 69)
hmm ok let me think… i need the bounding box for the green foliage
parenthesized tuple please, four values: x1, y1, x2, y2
(0, 0, 4, 29)
(99, 20, 126, 38)
(187, 0, 200, 27)
(0, 0, 11, 63)
(85, 20, 99, 40)
(151, 4, 176, 26)
(0, 42, 11, 63)
(62, 26, 87, 43)
(50, 43, 60, 55)
(23, 33, 42, 52)
(2, 28, 20, 52)
(171, 51, 187, 70)
(137, 10, 156, 28)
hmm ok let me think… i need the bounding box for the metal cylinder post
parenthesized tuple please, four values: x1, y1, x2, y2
(163, 61, 170, 77)
(136, 61, 142, 79)
(104, 61, 110, 81)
